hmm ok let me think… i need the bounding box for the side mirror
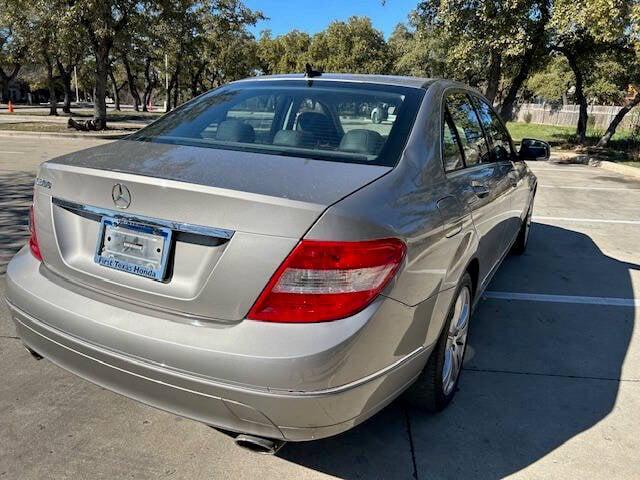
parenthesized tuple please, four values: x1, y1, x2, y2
(519, 138, 550, 161)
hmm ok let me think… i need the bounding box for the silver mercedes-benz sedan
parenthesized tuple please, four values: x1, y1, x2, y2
(6, 74, 544, 453)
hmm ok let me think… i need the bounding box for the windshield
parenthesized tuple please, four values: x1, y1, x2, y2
(130, 80, 425, 167)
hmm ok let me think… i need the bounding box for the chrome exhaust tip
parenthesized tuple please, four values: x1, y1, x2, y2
(234, 434, 286, 455)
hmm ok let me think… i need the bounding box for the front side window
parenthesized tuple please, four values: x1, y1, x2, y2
(445, 93, 490, 166)
(473, 97, 515, 162)
(130, 80, 425, 167)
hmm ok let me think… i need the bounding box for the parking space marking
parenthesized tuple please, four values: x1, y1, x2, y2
(540, 185, 640, 192)
(0, 151, 25, 154)
(533, 216, 640, 225)
(484, 291, 640, 307)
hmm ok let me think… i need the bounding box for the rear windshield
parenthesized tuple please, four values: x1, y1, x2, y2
(130, 80, 425, 167)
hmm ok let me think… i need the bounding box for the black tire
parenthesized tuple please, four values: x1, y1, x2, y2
(403, 273, 473, 412)
(511, 200, 534, 255)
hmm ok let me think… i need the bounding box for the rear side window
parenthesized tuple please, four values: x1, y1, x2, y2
(473, 97, 515, 162)
(446, 93, 490, 166)
(443, 110, 464, 172)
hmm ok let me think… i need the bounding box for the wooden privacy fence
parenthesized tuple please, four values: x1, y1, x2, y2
(515, 103, 640, 131)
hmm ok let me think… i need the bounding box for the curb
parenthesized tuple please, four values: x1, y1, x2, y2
(0, 130, 128, 140)
(590, 159, 640, 178)
(549, 150, 640, 179)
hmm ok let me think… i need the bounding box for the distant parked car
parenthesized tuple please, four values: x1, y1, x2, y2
(370, 103, 388, 123)
(6, 74, 546, 454)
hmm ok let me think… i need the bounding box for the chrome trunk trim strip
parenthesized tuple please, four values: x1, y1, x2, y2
(52, 198, 235, 240)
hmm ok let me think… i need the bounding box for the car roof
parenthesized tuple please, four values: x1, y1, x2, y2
(231, 73, 468, 91)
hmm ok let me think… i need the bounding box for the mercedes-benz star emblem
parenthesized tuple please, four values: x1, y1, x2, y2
(112, 183, 132, 209)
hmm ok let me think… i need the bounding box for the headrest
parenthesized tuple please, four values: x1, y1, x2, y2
(339, 129, 383, 155)
(272, 130, 315, 148)
(215, 119, 255, 143)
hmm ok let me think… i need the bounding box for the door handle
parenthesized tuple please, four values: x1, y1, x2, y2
(470, 181, 490, 198)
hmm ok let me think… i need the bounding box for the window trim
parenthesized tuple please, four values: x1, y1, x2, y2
(470, 94, 518, 162)
(467, 93, 495, 164)
(442, 89, 490, 171)
(442, 106, 467, 173)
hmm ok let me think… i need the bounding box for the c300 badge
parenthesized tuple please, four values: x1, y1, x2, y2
(35, 178, 52, 189)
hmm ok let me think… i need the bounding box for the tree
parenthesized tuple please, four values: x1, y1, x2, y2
(498, 0, 550, 120)
(68, 0, 139, 129)
(413, 0, 551, 107)
(4, 0, 60, 114)
(54, 11, 84, 113)
(0, 0, 27, 103)
(597, 2, 640, 146)
(195, 0, 263, 91)
(549, 0, 632, 143)
(257, 30, 311, 75)
(526, 55, 573, 104)
(309, 17, 391, 74)
(388, 22, 449, 78)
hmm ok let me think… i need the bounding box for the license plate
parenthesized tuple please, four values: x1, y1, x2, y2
(94, 217, 172, 281)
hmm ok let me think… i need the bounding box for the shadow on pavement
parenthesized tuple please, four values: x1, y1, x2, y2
(279, 223, 635, 479)
(0, 171, 34, 274)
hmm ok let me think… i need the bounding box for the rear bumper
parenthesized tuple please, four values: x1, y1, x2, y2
(6, 248, 433, 441)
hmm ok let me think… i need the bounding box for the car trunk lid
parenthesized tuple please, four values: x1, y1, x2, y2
(33, 140, 390, 322)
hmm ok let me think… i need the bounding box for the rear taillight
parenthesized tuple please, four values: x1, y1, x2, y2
(28, 205, 42, 261)
(247, 238, 406, 323)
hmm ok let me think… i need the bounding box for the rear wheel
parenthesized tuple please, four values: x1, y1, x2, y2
(403, 273, 472, 412)
(511, 200, 533, 255)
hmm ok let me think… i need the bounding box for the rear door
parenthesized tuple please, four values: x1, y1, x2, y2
(472, 95, 525, 245)
(443, 91, 513, 284)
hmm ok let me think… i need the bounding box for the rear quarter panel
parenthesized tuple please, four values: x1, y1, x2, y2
(306, 82, 479, 354)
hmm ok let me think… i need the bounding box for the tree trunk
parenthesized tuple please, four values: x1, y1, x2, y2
(484, 50, 501, 104)
(108, 68, 121, 111)
(565, 51, 588, 144)
(142, 56, 155, 112)
(166, 70, 179, 111)
(173, 75, 179, 109)
(166, 82, 173, 112)
(597, 94, 640, 147)
(122, 54, 141, 111)
(499, 53, 535, 121)
(0, 64, 21, 103)
(498, 0, 550, 121)
(61, 74, 72, 113)
(93, 42, 111, 130)
(44, 57, 58, 116)
(190, 64, 205, 99)
(56, 60, 73, 114)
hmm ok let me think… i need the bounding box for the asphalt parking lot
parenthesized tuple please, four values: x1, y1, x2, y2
(1, 136, 639, 479)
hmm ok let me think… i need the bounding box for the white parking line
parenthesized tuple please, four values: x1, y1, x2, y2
(540, 185, 640, 192)
(484, 291, 640, 307)
(533, 216, 640, 225)
(0, 151, 25, 154)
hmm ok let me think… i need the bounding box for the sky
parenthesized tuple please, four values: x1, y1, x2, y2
(243, 0, 418, 39)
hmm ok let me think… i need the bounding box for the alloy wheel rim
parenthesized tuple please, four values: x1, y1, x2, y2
(442, 286, 471, 395)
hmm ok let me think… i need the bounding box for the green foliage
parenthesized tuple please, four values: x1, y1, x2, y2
(258, 30, 311, 75)
(526, 55, 573, 103)
(387, 22, 449, 77)
(309, 17, 391, 74)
